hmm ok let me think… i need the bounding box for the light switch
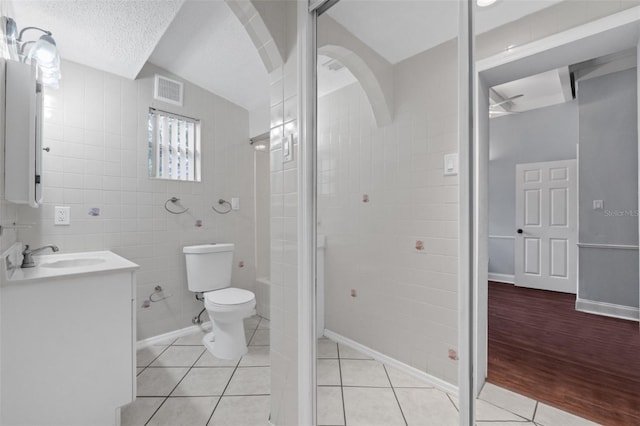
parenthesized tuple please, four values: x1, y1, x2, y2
(283, 134, 294, 163)
(444, 153, 458, 176)
(593, 200, 604, 210)
(231, 197, 240, 210)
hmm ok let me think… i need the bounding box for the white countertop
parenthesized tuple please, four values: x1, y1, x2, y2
(3, 249, 139, 284)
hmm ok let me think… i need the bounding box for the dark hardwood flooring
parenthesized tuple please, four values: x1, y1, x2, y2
(487, 281, 640, 426)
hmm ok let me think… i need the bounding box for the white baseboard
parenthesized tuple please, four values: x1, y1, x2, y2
(576, 299, 639, 322)
(488, 273, 515, 284)
(136, 322, 212, 350)
(323, 329, 458, 396)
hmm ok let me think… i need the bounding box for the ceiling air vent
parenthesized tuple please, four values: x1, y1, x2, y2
(154, 75, 183, 106)
(322, 58, 345, 72)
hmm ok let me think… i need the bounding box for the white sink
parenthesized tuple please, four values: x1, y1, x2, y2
(40, 258, 106, 269)
(2, 248, 138, 283)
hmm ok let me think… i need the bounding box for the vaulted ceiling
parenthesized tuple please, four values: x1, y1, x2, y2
(10, 0, 185, 80)
(10, 0, 563, 111)
(326, 0, 563, 64)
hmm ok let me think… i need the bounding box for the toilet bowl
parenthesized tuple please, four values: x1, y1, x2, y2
(202, 287, 256, 359)
(183, 244, 256, 359)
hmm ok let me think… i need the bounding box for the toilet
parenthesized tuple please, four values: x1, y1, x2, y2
(183, 243, 256, 359)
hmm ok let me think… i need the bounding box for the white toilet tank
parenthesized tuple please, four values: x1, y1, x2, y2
(183, 243, 234, 292)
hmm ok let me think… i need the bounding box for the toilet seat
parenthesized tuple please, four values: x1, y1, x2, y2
(204, 288, 255, 312)
(205, 287, 254, 305)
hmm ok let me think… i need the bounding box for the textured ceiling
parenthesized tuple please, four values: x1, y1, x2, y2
(10, 0, 184, 80)
(148, 0, 269, 111)
(10, 0, 567, 112)
(327, 0, 564, 64)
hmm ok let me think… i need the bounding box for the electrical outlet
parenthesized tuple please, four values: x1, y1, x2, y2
(54, 206, 70, 225)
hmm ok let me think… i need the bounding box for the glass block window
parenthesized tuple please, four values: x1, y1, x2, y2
(148, 108, 201, 181)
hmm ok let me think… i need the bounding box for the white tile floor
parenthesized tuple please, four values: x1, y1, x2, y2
(123, 316, 270, 426)
(317, 337, 600, 426)
(124, 316, 599, 426)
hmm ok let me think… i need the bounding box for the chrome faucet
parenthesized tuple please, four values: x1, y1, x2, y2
(21, 244, 59, 268)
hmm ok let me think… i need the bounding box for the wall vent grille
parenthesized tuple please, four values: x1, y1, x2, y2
(154, 75, 183, 106)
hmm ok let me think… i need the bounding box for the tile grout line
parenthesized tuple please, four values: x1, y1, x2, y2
(335, 357, 374, 360)
(143, 394, 169, 425)
(136, 319, 263, 426)
(205, 325, 253, 426)
(135, 344, 176, 424)
(477, 398, 532, 422)
(336, 343, 348, 426)
(156, 393, 271, 397)
(246, 321, 260, 346)
(339, 384, 427, 389)
(137, 344, 172, 376)
(383, 365, 408, 426)
(143, 344, 207, 426)
(447, 393, 459, 413)
(532, 401, 539, 423)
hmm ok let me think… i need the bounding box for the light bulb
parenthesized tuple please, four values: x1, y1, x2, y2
(477, 0, 497, 6)
(28, 35, 58, 66)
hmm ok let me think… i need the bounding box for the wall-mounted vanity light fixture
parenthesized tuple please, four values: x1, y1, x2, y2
(4, 16, 61, 88)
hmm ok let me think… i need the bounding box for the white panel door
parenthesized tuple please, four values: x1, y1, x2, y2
(515, 160, 577, 293)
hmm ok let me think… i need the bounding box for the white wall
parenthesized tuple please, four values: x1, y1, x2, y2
(577, 68, 639, 308)
(318, 39, 459, 385)
(14, 60, 256, 340)
(475, 0, 640, 60)
(250, 104, 270, 138)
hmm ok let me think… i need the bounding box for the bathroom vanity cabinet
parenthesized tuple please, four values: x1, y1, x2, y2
(0, 249, 139, 426)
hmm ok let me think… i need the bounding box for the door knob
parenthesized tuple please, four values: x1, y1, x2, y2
(517, 229, 523, 234)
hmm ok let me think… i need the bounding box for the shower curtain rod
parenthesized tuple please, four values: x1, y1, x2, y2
(249, 132, 270, 144)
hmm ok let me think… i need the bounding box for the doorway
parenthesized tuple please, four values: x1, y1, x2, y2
(476, 7, 640, 425)
(306, 0, 470, 424)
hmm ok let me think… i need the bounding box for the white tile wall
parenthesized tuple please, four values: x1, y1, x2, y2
(255, 149, 271, 280)
(318, 40, 460, 385)
(269, 2, 299, 424)
(14, 60, 256, 340)
(269, 76, 300, 426)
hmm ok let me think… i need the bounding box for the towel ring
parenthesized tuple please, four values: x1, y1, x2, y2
(149, 285, 172, 303)
(211, 199, 232, 215)
(164, 197, 189, 215)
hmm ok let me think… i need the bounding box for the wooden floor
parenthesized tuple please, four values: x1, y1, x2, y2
(487, 281, 640, 426)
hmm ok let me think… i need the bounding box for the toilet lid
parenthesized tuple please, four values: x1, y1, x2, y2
(206, 288, 254, 305)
